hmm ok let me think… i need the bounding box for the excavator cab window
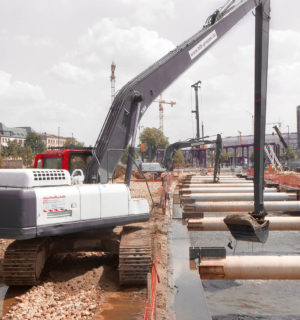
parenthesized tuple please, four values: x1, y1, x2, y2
(69, 153, 93, 174)
(44, 157, 62, 169)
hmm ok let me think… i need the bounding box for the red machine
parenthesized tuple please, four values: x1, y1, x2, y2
(34, 148, 93, 174)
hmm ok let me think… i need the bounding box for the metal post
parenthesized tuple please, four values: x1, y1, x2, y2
(253, 0, 270, 216)
(191, 81, 201, 139)
(125, 102, 142, 186)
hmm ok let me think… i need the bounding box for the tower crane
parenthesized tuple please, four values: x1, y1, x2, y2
(155, 94, 176, 133)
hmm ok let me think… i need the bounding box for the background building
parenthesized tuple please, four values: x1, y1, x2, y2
(0, 123, 74, 150)
(40, 133, 71, 149)
(0, 123, 34, 147)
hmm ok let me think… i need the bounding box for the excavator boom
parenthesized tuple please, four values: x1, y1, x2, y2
(85, 0, 269, 186)
(86, 0, 271, 243)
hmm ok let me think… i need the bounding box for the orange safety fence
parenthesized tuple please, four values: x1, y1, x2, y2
(143, 258, 160, 320)
(247, 169, 300, 189)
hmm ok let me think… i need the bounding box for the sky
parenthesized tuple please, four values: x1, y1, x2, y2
(0, 0, 299, 146)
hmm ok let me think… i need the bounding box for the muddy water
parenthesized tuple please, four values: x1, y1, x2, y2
(97, 290, 145, 320)
(0, 285, 8, 317)
(184, 209, 300, 319)
(168, 209, 211, 320)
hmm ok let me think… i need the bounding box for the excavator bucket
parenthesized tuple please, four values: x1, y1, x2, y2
(224, 213, 269, 243)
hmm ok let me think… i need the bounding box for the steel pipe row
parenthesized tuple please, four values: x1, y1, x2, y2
(199, 256, 300, 280)
(188, 216, 300, 231)
(180, 187, 277, 194)
(184, 201, 300, 213)
(181, 192, 296, 202)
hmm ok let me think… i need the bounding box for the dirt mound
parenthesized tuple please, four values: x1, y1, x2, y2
(112, 165, 126, 179)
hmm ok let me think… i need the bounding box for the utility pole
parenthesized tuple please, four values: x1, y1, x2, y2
(191, 80, 201, 139)
(110, 61, 116, 102)
(201, 121, 204, 139)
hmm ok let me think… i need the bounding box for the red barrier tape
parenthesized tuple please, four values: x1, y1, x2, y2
(143, 258, 160, 320)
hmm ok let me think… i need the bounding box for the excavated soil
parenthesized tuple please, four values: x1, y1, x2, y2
(0, 177, 173, 320)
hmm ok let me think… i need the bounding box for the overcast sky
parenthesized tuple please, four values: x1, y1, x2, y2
(0, 0, 299, 146)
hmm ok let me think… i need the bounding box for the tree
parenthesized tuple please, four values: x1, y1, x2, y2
(63, 138, 84, 147)
(121, 146, 138, 165)
(220, 149, 229, 162)
(139, 128, 169, 161)
(6, 140, 22, 159)
(284, 146, 295, 160)
(21, 145, 34, 167)
(25, 132, 46, 154)
(173, 150, 184, 165)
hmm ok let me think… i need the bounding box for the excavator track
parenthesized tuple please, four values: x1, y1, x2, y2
(119, 225, 152, 286)
(2, 238, 49, 286)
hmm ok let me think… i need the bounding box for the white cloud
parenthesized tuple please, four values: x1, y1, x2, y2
(119, 0, 175, 26)
(16, 35, 54, 48)
(50, 62, 94, 84)
(0, 70, 45, 105)
(71, 18, 174, 85)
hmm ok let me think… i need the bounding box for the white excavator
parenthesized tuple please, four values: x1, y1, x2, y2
(0, 0, 271, 286)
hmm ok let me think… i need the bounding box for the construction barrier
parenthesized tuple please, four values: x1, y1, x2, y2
(143, 258, 160, 320)
(247, 169, 300, 189)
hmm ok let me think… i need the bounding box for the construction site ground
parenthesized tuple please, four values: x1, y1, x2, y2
(0, 177, 173, 320)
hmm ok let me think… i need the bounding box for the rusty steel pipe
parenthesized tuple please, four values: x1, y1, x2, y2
(181, 183, 253, 188)
(182, 180, 252, 184)
(184, 201, 300, 213)
(199, 256, 300, 280)
(188, 216, 300, 231)
(180, 187, 277, 194)
(181, 192, 296, 202)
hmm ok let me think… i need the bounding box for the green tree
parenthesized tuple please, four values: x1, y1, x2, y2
(63, 138, 84, 147)
(284, 146, 295, 160)
(139, 128, 169, 161)
(25, 132, 46, 154)
(21, 145, 34, 167)
(220, 149, 229, 162)
(6, 140, 22, 159)
(121, 146, 139, 165)
(173, 150, 184, 165)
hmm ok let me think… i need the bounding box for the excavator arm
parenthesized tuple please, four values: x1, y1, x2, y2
(86, 0, 269, 184)
(86, 0, 271, 242)
(163, 135, 223, 184)
(273, 125, 288, 149)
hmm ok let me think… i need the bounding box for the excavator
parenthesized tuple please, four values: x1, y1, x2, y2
(163, 134, 223, 183)
(0, 0, 271, 286)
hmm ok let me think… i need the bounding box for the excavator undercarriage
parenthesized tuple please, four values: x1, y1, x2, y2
(1, 225, 152, 286)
